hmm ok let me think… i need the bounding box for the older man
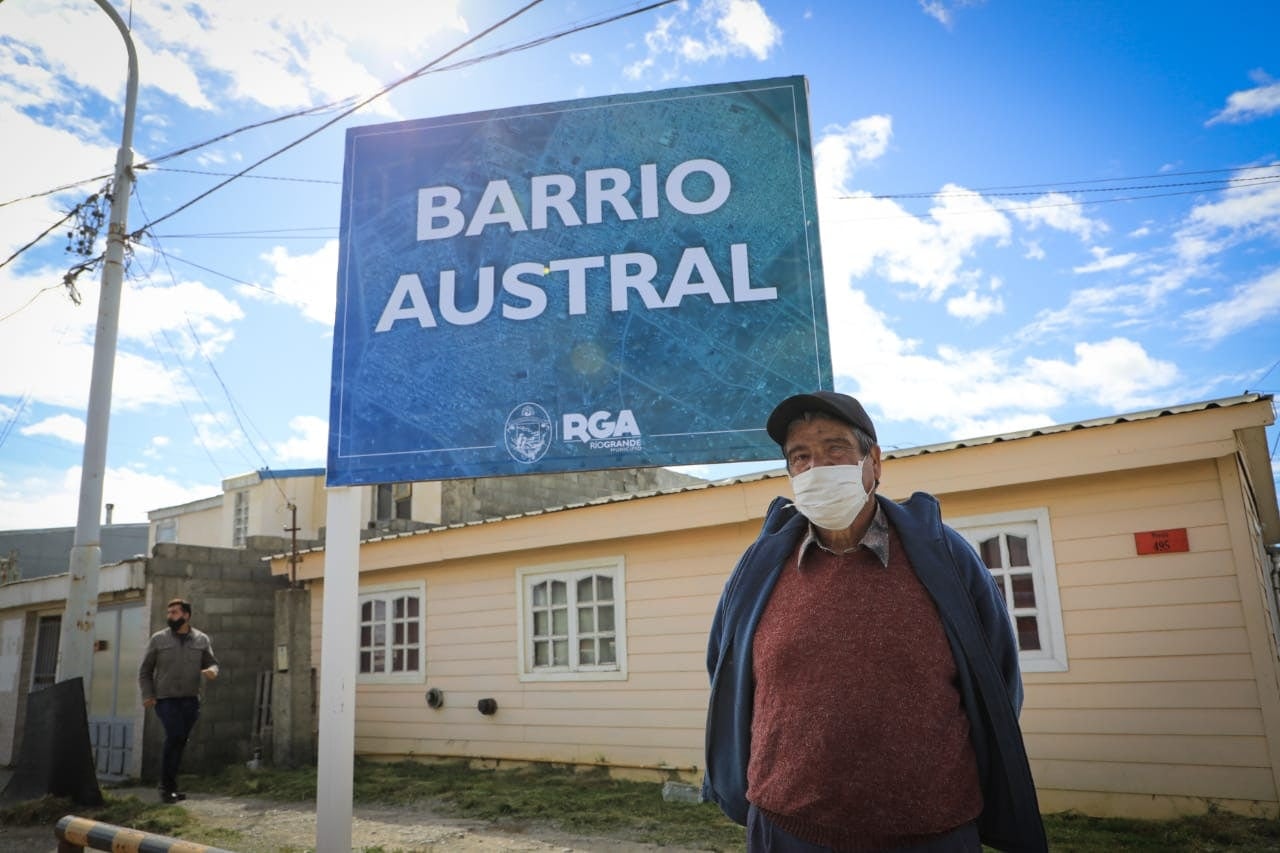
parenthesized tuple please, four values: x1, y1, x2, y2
(704, 391, 1046, 852)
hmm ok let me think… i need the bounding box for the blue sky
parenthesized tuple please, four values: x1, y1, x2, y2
(1, 0, 1278, 528)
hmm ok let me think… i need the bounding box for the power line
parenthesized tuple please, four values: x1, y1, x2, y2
(142, 166, 340, 185)
(863, 171, 1280, 201)
(130, 0, 554, 236)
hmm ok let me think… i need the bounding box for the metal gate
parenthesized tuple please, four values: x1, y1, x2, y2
(87, 603, 145, 781)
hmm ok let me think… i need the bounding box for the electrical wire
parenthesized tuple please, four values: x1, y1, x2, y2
(131, 0, 553, 236)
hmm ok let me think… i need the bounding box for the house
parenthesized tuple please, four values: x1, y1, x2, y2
(268, 393, 1280, 820)
(0, 465, 701, 785)
(0, 522, 147, 581)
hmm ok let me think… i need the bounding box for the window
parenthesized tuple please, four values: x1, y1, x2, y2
(232, 491, 249, 547)
(358, 584, 424, 682)
(32, 614, 61, 691)
(155, 518, 177, 543)
(951, 508, 1068, 672)
(375, 482, 413, 522)
(517, 558, 627, 682)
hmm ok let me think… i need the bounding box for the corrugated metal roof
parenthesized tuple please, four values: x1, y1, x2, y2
(270, 393, 1273, 560)
(883, 392, 1273, 459)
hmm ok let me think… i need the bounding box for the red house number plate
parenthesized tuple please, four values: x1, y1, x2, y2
(1134, 528, 1189, 555)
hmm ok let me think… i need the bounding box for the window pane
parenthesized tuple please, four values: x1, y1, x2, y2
(407, 622, 419, 644)
(597, 575, 613, 600)
(533, 610, 548, 636)
(406, 649, 419, 671)
(360, 652, 371, 672)
(553, 639, 568, 666)
(1016, 616, 1041, 651)
(373, 600, 386, 620)
(1011, 574, 1037, 608)
(579, 607, 594, 632)
(392, 649, 404, 671)
(407, 597, 419, 617)
(551, 581, 567, 605)
(361, 601, 373, 621)
(534, 641, 549, 667)
(578, 577, 594, 602)
(372, 649, 385, 672)
(552, 608, 568, 635)
(394, 597, 405, 619)
(600, 637, 616, 664)
(579, 639, 596, 665)
(532, 582, 547, 607)
(979, 538, 1001, 569)
(374, 624, 386, 645)
(598, 605, 615, 632)
(1007, 535, 1030, 567)
(360, 625, 371, 646)
(393, 623, 404, 645)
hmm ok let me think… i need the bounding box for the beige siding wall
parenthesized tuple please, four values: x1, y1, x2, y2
(938, 459, 1280, 817)
(309, 520, 756, 774)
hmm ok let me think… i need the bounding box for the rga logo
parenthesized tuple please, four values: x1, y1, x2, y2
(563, 409, 643, 452)
(504, 403, 553, 464)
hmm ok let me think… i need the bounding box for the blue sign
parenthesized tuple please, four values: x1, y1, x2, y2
(328, 76, 831, 485)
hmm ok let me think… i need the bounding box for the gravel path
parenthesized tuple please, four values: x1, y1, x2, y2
(1, 786, 704, 852)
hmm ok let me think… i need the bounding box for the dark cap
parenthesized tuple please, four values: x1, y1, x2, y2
(766, 390, 877, 447)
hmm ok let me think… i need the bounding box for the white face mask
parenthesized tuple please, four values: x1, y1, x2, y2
(789, 460, 871, 530)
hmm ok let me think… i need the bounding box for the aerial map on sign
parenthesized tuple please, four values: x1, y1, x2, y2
(328, 75, 830, 485)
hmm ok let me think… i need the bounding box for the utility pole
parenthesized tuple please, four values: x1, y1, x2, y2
(56, 0, 138, 686)
(285, 503, 301, 587)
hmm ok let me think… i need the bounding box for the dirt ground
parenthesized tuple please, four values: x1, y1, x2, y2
(0, 785, 709, 852)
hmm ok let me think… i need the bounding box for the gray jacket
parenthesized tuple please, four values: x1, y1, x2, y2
(138, 627, 219, 701)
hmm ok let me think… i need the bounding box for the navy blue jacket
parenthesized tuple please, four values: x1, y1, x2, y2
(704, 492, 1047, 852)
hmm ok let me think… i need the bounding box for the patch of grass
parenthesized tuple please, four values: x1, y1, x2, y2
(0, 793, 185, 832)
(191, 759, 746, 850)
(1042, 808, 1280, 852)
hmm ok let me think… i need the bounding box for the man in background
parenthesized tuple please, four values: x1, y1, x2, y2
(139, 597, 219, 804)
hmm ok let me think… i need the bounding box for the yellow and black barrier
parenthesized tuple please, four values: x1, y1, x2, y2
(54, 814, 237, 853)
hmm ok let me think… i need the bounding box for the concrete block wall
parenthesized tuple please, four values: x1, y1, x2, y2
(441, 468, 702, 525)
(140, 543, 286, 784)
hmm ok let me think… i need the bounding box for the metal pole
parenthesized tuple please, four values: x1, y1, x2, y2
(56, 0, 138, 685)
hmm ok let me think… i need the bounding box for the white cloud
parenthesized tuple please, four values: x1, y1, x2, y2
(814, 116, 892, 190)
(1206, 71, 1280, 126)
(1025, 338, 1179, 410)
(570, 52, 592, 66)
(273, 416, 328, 463)
(237, 240, 339, 326)
(0, 465, 218, 528)
(947, 289, 1004, 321)
(1184, 267, 1280, 343)
(5, 1, 470, 119)
(1072, 246, 1139, 274)
(919, 0, 983, 28)
(1006, 192, 1107, 242)
(625, 0, 781, 80)
(19, 414, 85, 444)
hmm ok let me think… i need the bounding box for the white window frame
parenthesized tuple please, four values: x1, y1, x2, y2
(232, 491, 249, 547)
(155, 518, 177, 544)
(357, 581, 426, 684)
(516, 557, 627, 683)
(950, 507, 1068, 673)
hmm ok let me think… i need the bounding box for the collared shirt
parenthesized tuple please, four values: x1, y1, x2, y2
(795, 499, 890, 571)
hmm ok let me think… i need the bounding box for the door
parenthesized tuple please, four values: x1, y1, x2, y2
(88, 603, 145, 780)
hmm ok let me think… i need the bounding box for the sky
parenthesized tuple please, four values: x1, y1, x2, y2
(1, 0, 1278, 529)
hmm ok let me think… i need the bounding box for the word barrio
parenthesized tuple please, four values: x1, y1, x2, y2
(328, 76, 832, 485)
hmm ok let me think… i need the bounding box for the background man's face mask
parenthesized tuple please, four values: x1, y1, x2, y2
(789, 458, 870, 530)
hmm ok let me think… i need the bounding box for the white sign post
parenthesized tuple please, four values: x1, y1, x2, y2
(315, 486, 360, 851)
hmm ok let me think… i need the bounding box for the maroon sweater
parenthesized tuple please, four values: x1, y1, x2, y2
(747, 525, 982, 850)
